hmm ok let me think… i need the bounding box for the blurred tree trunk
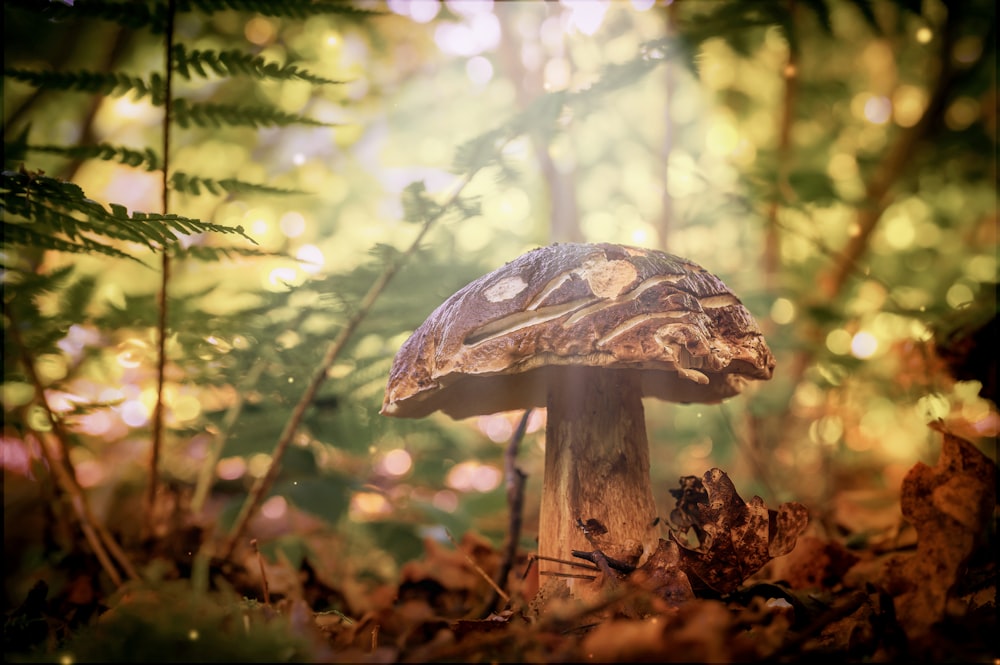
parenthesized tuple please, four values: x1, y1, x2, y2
(496, 6, 583, 244)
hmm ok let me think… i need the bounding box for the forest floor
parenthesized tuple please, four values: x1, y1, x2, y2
(3, 424, 997, 663)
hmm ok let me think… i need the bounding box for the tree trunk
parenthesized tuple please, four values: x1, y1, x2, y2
(538, 368, 659, 598)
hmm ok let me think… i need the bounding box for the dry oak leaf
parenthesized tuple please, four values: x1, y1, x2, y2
(578, 598, 770, 663)
(667, 468, 810, 594)
(881, 423, 997, 642)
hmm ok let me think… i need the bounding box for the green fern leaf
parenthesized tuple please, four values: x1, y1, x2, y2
(172, 45, 346, 85)
(3, 0, 166, 32)
(400, 181, 444, 224)
(58, 275, 99, 324)
(171, 99, 332, 129)
(178, 0, 385, 20)
(130, 211, 257, 244)
(170, 172, 304, 196)
(1, 222, 147, 263)
(3, 67, 165, 102)
(2, 170, 257, 257)
(170, 245, 281, 261)
(20, 143, 162, 171)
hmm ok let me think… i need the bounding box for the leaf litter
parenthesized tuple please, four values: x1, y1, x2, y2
(3, 426, 996, 663)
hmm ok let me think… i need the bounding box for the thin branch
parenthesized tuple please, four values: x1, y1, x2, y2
(658, 0, 680, 250)
(482, 410, 531, 615)
(145, 0, 176, 535)
(6, 306, 139, 585)
(786, 10, 963, 392)
(190, 358, 267, 516)
(446, 529, 509, 608)
(218, 168, 483, 561)
(818, 15, 959, 300)
(763, 0, 798, 294)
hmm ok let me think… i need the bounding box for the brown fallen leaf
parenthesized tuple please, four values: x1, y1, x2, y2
(577, 598, 771, 662)
(881, 423, 997, 643)
(766, 535, 860, 591)
(665, 468, 810, 594)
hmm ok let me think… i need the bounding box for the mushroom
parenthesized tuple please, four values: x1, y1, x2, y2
(381, 242, 775, 600)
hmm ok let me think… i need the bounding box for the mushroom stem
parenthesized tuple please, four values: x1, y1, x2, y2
(539, 367, 659, 597)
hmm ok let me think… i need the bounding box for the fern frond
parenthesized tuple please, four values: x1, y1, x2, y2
(400, 182, 443, 224)
(171, 245, 281, 261)
(21, 143, 162, 171)
(3, 68, 166, 104)
(2, 172, 160, 247)
(129, 211, 257, 244)
(453, 41, 673, 174)
(171, 99, 332, 129)
(172, 45, 346, 85)
(178, 0, 385, 20)
(2, 170, 257, 257)
(58, 275, 100, 324)
(1, 222, 147, 263)
(3, 0, 166, 32)
(170, 172, 303, 196)
(5, 198, 157, 248)
(3, 264, 77, 299)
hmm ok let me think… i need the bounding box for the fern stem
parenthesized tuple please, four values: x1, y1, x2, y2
(6, 305, 139, 585)
(218, 168, 483, 562)
(145, 0, 176, 537)
(190, 358, 268, 516)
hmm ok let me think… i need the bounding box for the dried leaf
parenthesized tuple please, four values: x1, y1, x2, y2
(666, 468, 809, 594)
(766, 535, 860, 590)
(882, 425, 997, 641)
(629, 538, 696, 606)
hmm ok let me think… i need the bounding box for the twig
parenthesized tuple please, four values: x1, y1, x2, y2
(446, 529, 509, 607)
(570, 549, 636, 575)
(763, 0, 798, 294)
(219, 168, 482, 561)
(251, 539, 270, 605)
(818, 14, 959, 301)
(482, 409, 531, 614)
(524, 553, 600, 582)
(145, 0, 177, 539)
(658, 0, 680, 249)
(35, 431, 121, 586)
(773, 7, 975, 502)
(190, 358, 267, 516)
(6, 306, 139, 585)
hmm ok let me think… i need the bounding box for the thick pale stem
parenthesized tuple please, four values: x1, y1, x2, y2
(538, 368, 659, 597)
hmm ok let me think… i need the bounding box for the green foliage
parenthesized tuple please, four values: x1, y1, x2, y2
(172, 44, 345, 85)
(170, 99, 332, 129)
(1, 170, 255, 260)
(3, 67, 166, 103)
(4, 0, 168, 32)
(169, 171, 302, 196)
(47, 581, 318, 663)
(20, 142, 162, 171)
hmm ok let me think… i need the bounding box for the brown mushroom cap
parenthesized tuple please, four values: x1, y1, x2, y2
(382, 242, 775, 420)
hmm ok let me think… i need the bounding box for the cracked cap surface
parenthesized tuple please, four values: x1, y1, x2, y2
(381, 242, 775, 419)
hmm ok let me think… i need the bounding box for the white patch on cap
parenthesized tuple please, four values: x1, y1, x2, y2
(579, 258, 637, 298)
(483, 275, 528, 302)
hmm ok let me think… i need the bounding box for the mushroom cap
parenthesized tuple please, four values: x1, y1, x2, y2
(381, 242, 775, 419)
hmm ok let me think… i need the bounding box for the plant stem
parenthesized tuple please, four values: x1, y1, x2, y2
(145, 0, 176, 536)
(6, 306, 139, 585)
(763, 0, 798, 293)
(190, 358, 267, 516)
(219, 169, 480, 561)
